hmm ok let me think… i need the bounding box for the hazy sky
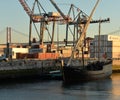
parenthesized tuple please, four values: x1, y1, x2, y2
(0, 0, 120, 43)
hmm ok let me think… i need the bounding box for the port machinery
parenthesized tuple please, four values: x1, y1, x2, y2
(19, 0, 56, 46)
(19, 0, 90, 46)
(19, 0, 110, 50)
(19, 0, 73, 47)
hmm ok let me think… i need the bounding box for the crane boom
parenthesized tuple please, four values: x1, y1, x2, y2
(50, 0, 71, 22)
(75, 0, 100, 49)
(19, 0, 32, 16)
(67, 0, 101, 66)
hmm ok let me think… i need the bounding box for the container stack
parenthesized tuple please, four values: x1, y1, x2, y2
(90, 35, 120, 59)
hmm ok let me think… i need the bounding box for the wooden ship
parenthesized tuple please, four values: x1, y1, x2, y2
(62, 0, 112, 83)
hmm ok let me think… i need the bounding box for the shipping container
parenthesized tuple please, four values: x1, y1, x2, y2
(37, 53, 59, 60)
(62, 53, 71, 58)
(113, 60, 120, 66)
(90, 52, 95, 58)
(90, 46, 95, 53)
(91, 52, 120, 59)
(94, 46, 107, 53)
(94, 41, 120, 47)
(92, 46, 120, 53)
(111, 41, 120, 47)
(95, 35, 120, 41)
(95, 41, 108, 47)
(108, 35, 120, 41)
(94, 35, 107, 41)
(106, 47, 120, 52)
(94, 35, 120, 41)
(92, 52, 112, 58)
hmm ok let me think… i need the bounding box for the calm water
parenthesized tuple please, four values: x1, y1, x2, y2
(0, 74, 120, 100)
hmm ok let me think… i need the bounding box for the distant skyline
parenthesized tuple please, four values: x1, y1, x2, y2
(0, 0, 120, 43)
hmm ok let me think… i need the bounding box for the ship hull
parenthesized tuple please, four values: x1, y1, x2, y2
(63, 60, 112, 83)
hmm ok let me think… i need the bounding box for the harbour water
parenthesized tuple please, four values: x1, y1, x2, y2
(0, 73, 120, 100)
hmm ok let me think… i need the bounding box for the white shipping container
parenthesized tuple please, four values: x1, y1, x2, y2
(94, 35, 120, 41)
(112, 41, 120, 47)
(108, 35, 120, 41)
(12, 48, 29, 59)
(113, 60, 120, 66)
(12, 48, 28, 53)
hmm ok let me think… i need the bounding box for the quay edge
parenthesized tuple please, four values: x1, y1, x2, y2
(0, 59, 62, 80)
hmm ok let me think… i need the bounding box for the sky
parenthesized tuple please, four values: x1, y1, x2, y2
(0, 0, 120, 43)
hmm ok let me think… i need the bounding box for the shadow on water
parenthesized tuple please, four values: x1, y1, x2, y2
(62, 77, 112, 92)
(60, 78, 114, 100)
(0, 76, 59, 87)
(61, 74, 120, 100)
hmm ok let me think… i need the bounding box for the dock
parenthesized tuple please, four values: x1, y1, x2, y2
(0, 59, 62, 79)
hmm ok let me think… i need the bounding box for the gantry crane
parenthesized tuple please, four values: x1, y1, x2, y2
(66, 0, 102, 66)
(50, 0, 109, 47)
(19, 0, 110, 57)
(50, 0, 103, 66)
(19, 0, 43, 46)
(19, 0, 64, 47)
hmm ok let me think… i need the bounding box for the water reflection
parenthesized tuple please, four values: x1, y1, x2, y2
(62, 78, 113, 100)
(0, 74, 120, 100)
(111, 74, 120, 96)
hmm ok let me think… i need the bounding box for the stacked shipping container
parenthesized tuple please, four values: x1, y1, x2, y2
(90, 35, 120, 59)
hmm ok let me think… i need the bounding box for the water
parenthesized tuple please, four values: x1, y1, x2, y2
(0, 74, 120, 100)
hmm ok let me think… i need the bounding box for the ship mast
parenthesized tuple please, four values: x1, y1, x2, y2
(67, 0, 101, 66)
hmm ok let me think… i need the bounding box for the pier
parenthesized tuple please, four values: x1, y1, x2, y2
(0, 59, 62, 79)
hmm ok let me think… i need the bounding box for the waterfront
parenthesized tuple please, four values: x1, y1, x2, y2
(0, 73, 120, 100)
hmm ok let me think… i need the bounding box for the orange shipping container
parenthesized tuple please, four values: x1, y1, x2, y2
(38, 53, 45, 60)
